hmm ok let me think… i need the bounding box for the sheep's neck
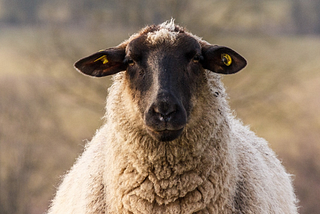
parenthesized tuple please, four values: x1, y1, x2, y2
(108, 129, 234, 214)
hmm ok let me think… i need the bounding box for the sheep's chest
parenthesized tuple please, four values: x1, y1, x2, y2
(106, 149, 233, 214)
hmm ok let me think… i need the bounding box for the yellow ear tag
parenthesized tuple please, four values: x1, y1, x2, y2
(94, 55, 109, 64)
(221, 53, 232, 66)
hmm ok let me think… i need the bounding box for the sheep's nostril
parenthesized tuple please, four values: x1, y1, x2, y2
(159, 114, 165, 122)
(153, 107, 175, 122)
(161, 112, 175, 122)
(153, 101, 177, 122)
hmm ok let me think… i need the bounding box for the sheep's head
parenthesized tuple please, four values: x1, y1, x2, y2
(74, 21, 246, 142)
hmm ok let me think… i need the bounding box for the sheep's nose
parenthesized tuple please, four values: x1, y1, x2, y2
(144, 89, 187, 138)
(153, 99, 177, 122)
(149, 90, 181, 122)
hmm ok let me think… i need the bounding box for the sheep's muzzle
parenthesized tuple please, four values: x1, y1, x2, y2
(144, 90, 187, 142)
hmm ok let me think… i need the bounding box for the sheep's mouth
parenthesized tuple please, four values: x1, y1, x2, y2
(146, 127, 184, 142)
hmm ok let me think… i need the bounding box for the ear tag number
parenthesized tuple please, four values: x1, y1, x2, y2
(94, 55, 109, 64)
(221, 53, 232, 66)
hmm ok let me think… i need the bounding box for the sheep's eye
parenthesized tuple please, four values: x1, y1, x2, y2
(193, 55, 202, 63)
(127, 59, 135, 66)
(125, 57, 135, 66)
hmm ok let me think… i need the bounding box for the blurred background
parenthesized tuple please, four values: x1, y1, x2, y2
(0, 0, 319, 213)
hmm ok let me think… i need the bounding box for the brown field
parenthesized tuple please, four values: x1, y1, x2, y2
(1, 25, 320, 213)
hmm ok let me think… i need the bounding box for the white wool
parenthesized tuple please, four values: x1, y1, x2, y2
(159, 18, 176, 31)
(147, 19, 179, 44)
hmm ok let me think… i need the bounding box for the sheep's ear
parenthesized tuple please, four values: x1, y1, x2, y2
(201, 45, 247, 74)
(74, 47, 126, 77)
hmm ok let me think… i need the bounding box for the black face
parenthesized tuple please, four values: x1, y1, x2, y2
(125, 35, 204, 141)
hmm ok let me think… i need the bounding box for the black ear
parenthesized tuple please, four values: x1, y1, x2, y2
(74, 47, 127, 77)
(201, 45, 247, 74)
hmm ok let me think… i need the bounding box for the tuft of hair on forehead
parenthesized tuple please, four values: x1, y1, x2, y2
(145, 19, 184, 44)
(122, 19, 205, 49)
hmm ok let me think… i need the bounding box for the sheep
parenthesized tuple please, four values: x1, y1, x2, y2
(48, 20, 298, 214)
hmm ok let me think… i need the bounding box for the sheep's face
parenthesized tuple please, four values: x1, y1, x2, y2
(74, 22, 246, 142)
(124, 34, 204, 141)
